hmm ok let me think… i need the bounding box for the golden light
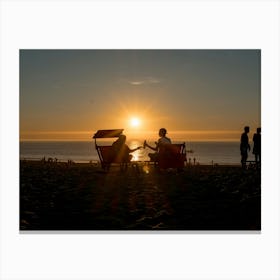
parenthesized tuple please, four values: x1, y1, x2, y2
(130, 117, 141, 127)
(142, 165, 150, 174)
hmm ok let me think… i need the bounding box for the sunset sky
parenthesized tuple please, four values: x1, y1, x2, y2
(20, 49, 261, 141)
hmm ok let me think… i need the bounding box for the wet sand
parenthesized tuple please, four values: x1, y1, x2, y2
(20, 160, 261, 231)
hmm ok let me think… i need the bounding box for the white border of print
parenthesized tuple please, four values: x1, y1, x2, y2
(1, 0, 279, 280)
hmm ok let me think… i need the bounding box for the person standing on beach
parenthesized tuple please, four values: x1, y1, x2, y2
(143, 128, 171, 161)
(253, 127, 261, 165)
(240, 126, 250, 168)
(111, 134, 141, 163)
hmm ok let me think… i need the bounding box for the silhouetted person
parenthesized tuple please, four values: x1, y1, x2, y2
(253, 127, 261, 165)
(111, 134, 141, 163)
(240, 126, 250, 168)
(143, 128, 171, 161)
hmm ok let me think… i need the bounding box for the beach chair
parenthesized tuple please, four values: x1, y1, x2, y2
(93, 129, 129, 170)
(157, 143, 187, 169)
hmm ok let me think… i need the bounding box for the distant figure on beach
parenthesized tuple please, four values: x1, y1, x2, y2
(143, 128, 172, 161)
(253, 127, 261, 165)
(240, 126, 251, 168)
(111, 134, 141, 163)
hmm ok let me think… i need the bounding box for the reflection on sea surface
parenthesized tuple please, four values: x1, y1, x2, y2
(20, 140, 255, 165)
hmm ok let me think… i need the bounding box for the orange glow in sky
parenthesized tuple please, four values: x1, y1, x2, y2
(20, 50, 261, 142)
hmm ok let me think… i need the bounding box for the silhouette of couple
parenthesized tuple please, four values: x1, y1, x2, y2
(111, 128, 171, 163)
(240, 126, 261, 168)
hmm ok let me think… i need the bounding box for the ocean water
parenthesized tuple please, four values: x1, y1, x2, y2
(20, 140, 256, 165)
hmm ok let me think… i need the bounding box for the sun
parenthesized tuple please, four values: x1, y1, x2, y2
(130, 117, 141, 127)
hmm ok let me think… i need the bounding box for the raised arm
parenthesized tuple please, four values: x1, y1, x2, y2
(128, 146, 142, 153)
(144, 140, 158, 151)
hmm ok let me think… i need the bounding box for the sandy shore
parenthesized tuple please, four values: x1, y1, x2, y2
(20, 160, 261, 231)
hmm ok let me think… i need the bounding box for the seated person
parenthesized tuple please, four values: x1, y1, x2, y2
(111, 134, 141, 163)
(143, 128, 171, 161)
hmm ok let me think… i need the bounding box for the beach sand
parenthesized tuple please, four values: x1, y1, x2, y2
(20, 160, 261, 231)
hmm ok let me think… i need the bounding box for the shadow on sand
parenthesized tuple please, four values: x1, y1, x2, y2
(20, 161, 261, 231)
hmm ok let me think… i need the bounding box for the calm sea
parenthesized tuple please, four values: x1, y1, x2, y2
(20, 140, 255, 165)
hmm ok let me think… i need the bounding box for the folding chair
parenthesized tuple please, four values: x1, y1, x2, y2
(92, 129, 127, 170)
(158, 143, 187, 169)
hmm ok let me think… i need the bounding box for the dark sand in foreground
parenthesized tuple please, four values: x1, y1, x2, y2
(20, 161, 261, 231)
